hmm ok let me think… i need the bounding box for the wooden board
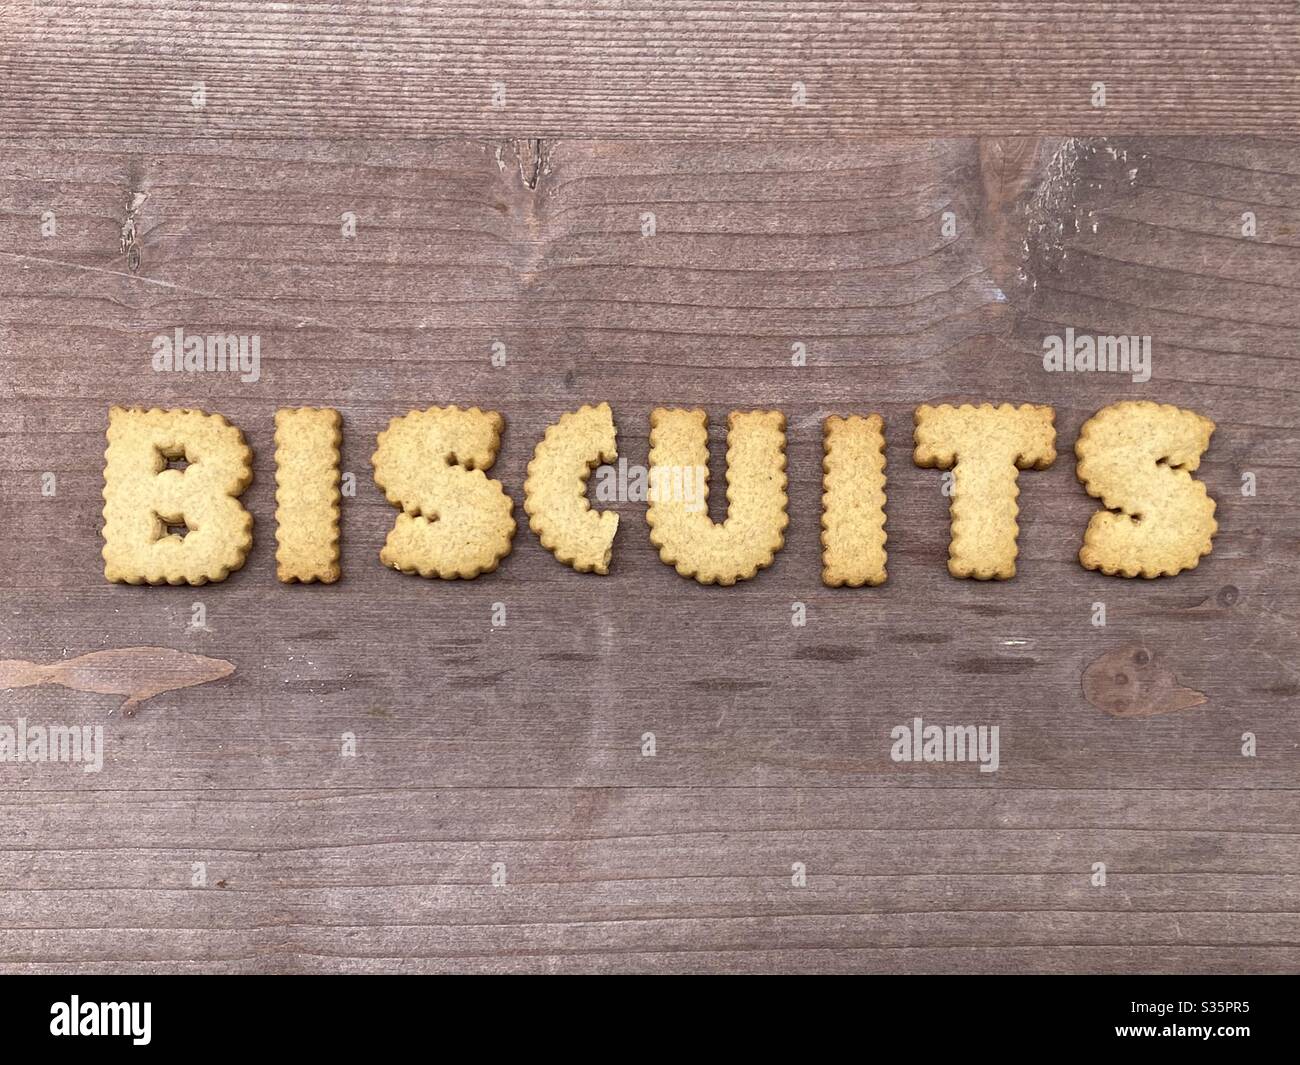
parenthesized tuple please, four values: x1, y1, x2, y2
(1, 131, 1298, 972)
(2, 2, 1299, 138)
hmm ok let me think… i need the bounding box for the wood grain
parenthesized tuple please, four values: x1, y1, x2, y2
(0, 133, 1297, 972)
(2, 2, 1299, 138)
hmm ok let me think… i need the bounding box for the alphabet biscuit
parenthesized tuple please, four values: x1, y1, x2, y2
(646, 408, 788, 586)
(102, 406, 254, 585)
(914, 403, 1056, 580)
(1076, 400, 1217, 578)
(371, 405, 516, 579)
(274, 407, 342, 583)
(821, 414, 888, 587)
(523, 403, 619, 574)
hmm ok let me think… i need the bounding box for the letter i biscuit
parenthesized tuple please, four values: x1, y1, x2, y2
(274, 407, 342, 583)
(821, 414, 887, 587)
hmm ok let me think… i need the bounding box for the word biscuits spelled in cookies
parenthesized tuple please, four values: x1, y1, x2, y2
(100, 401, 1219, 585)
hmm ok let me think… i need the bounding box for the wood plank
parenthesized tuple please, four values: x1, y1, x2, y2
(2, 3, 1299, 138)
(0, 133, 1297, 972)
(2, 788, 1298, 973)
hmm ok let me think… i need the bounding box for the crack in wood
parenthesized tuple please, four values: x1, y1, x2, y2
(515, 138, 546, 190)
(118, 189, 148, 273)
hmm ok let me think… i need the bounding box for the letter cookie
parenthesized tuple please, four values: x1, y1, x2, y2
(524, 403, 619, 574)
(821, 414, 887, 587)
(275, 407, 342, 583)
(102, 407, 253, 585)
(371, 406, 515, 579)
(913, 403, 1056, 580)
(646, 408, 787, 586)
(1076, 401, 1217, 577)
